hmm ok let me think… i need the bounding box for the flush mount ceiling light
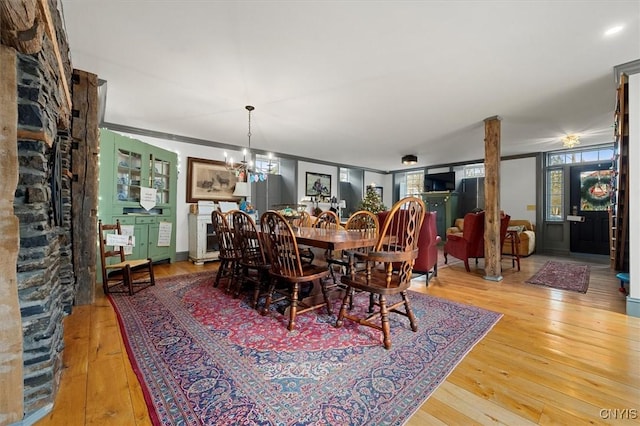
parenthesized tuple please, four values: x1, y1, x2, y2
(561, 134, 581, 148)
(402, 154, 418, 165)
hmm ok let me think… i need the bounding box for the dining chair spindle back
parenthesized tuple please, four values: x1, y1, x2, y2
(260, 211, 332, 331)
(336, 196, 426, 349)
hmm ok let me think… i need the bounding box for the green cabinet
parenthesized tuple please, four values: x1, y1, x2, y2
(421, 192, 459, 240)
(98, 129, 177, 265)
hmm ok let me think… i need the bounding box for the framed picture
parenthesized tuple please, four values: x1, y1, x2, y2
(186, 157, 240, 203)
(373, 186, 383, 199)
(305, 172, 331, 197)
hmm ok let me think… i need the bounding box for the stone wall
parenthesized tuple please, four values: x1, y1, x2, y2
(12, 13, 75, 418)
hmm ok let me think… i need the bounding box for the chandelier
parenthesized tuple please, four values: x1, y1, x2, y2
(561, 134, 580, 148)
(224, 105, 256, 177)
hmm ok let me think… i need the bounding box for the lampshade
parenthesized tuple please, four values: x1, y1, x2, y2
(402, 154, 418, 165)
(232, 182, 250, 198)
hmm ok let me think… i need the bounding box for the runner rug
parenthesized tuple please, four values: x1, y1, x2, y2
(109, 272, 502, 425)
(525, 261, 591, 293)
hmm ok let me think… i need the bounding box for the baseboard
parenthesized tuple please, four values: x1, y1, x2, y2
(176, 251, 189, 261)
(11, 403, 53, 426)
(626, 296, 640, 318)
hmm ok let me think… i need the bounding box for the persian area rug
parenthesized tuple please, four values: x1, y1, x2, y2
(109, 271, 502, 426)
(526, 261, 591, 293)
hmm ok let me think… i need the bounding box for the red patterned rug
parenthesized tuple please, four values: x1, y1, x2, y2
(109, 272, 502, 425)
(526, 261, 591, 293)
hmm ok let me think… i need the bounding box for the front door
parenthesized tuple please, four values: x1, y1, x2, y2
(569, 164, 612, 254)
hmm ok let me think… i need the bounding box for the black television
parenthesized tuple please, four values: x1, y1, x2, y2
(424, 172, 456, 192)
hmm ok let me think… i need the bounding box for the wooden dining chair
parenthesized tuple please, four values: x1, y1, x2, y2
(293, 210, 315, 264)
(313, 210, 341, 229)
(327, 210, 379, 283)
(98, 219, 155, 295)
(231, 210, 271, 309)
(313, 209, 342, 264)
(211, 210, 242, 293)
(336, 197, 426, 349)
(292, 210, 312, 228)
(260, 211, 332, 331)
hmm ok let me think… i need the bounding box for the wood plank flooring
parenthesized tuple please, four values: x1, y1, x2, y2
(36, 253, 640, 425)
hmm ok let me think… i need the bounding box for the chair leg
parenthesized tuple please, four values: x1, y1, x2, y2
(463, 259, 471, 272)
(288, 283, 299, 331)
(215, 259, 228, 288)
(401, 291, 418, 332)
(261, 280, 276, 316)
(148, 261, 156, 286)
(368, 293, 376, 313)
(124, 265, 134, 296)
(319, 278, 332, 315)
(328, 262, 338, 285)
(336, 287, 353, 328)
(253, 272, 271, 310)
(379, 295, 392, 350)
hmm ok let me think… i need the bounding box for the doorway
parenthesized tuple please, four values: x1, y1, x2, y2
(569, 164, 612, 255)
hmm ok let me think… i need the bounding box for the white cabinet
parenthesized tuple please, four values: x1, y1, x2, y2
(188, 213, 220, 265)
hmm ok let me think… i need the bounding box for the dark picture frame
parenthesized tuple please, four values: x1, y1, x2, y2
(305, 172, 331, 197)
(186, 157, 240, 203)
(373, 186, 383, 199)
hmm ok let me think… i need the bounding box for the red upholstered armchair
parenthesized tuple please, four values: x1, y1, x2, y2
(444, 211, 485, 272)
(377, 210, 442, 282)
(443, 211, 511, 272)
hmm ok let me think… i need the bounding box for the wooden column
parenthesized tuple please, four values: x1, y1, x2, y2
(483, 115, 503, 281)
(0, 45, 25, 424)
(71, 69, 100, 305)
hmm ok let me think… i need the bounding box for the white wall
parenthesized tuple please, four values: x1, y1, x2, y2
(500, 157, 537, 224)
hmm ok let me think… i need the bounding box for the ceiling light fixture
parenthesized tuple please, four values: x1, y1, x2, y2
(224, 105, 256, 176)
(561, 134, 581, 148)
(402, 154, 418, 165)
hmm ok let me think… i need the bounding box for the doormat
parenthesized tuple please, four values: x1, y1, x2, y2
(525, 261, 590, 293)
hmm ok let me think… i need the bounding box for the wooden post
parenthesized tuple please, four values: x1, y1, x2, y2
(71, 69, 99, 305)
(0, 45, 25, 424)
(483, 115, 503, 281)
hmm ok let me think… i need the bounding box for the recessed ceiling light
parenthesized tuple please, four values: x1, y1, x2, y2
(604, 25, 624, 36)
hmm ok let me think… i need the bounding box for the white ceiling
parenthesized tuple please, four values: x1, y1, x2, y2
(60, 1, 639, 172)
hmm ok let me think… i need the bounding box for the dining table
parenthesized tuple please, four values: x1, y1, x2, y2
(291, 226, 379, 251)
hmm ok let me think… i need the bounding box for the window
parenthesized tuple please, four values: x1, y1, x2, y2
(544, 144, 613, 221)
(404, 171, 424, 197)
(340, 168, 350, 183)
(546, 169, 563, 221)
(463, 164, 485, 178)
(255, 154, 279, 175)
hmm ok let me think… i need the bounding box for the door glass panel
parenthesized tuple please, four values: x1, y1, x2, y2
(546, 169, 563, 221)
(579, 170, 612, 211)
(116, 148, 142, 202)
(151, 156, 171, 204)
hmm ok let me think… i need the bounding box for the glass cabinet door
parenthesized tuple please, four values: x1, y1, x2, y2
(116, 148, 143, 202)
(150, 154, 172, 205)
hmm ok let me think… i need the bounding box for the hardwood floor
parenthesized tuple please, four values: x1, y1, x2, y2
(36, 253, 639, 425)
